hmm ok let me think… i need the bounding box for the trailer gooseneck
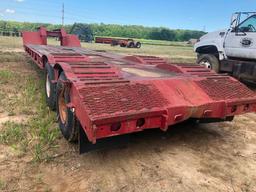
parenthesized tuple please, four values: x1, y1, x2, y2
(22, 27, 256, 153)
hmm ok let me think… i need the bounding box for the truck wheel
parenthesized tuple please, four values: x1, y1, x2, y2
(45, 63, 56, 110)
(135, 42, 141, 48)
(127, 41, 135, 48)
(197, 54, 220, 73)
(56, 72, 78, 142)
(120, 43, 126, 47)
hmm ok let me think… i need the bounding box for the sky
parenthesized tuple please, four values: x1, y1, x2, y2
(0, 0, 255, 32)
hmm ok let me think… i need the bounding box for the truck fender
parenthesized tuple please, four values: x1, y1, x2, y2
(195, 44, 225, 60)
(194, 30, 227, 60)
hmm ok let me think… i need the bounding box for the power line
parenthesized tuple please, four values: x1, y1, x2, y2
(2, 0, 147, 25)
(1, 3, 144, 25)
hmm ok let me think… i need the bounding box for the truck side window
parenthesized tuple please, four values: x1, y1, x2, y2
(238, 15, 256, 32)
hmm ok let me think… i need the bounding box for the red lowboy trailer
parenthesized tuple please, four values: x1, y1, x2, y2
(22, 27, 256, 153)
(95, 37, 141, 48)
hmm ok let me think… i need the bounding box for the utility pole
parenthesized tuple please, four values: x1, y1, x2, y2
(203, 25, 206, 32)
(62, 3, 64, 26)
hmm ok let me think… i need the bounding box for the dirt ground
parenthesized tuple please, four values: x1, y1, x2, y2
(0, 51, 256, 192)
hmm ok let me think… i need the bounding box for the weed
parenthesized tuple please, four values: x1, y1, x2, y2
(241, 181, 253, 192)
(0, 121, 26, 145)
(44, 187, 52, 192)
(8, 112, 16, 117)
(0, 51, 25, 62)
(29, 108, 59, 162)
(19, 139, 29, 154)
(35, 174, 43, 184)
(0, 70, 14, 84)
(0, 179, 6, 190)
(0, 56, 60, 162)
(33, 143, 43, 162)
(29, 109, 58, 144)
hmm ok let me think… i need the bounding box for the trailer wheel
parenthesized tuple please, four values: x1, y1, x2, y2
(127, 41, 135, 48)
(135, 42, 141, 48)
(56, 72, 78, 142)
(197, 54, 220, 73)
(45, 63, 56, 110)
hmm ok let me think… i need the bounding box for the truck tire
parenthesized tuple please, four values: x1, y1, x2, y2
(135, 42, 141, 48)
(197, 54, 220, 73)
(45, 63, 56, 110)
(56, 72, 78, 142)
(127, 41, 135, 48)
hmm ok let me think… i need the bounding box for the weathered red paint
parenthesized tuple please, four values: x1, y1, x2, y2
(22, 28, 256, 144)
(95, 37, 140, 48)
(22, 26, 81, 47)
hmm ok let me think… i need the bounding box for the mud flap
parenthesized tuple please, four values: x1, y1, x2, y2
(191, 116, 234, 124)
(79, 126, 130, 154)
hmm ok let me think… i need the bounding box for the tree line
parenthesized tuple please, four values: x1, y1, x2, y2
(0, 20, 206, 42)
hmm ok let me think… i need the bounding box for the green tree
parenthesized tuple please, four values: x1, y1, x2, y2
(70, 23, 93, 42)
(0, 20, 206, 41)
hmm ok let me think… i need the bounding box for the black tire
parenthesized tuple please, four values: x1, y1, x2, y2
(45, 63, 57, 110)
(135, 42, 141, 48)
(56, 72, 78, 142)
(127, 41, 135, 48)
(197, 54, 220, 73)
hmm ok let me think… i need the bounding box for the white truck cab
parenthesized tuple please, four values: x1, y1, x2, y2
(195, 12, 256, 82)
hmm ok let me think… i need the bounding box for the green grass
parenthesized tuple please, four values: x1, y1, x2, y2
(135, 38, 191, 47)
(0, 51, 26, 62)
(0, 99, 59, 162)
(0, 72, 36, 115)
(0, 55, 59, 162)
(82, 42, 196, 63)
(0, 179, 6, 190)
(0, 36, 196, 63)
(0, 36, 22, 49)
(0, 84, 58, 161)
(0, 70, 14, 84)
(0, 122, 26, 145)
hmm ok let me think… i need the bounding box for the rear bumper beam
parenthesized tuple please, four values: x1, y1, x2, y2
(90, 100, 256, 142)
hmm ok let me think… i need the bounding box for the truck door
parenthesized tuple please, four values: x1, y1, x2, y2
(225, 15, 256, 60)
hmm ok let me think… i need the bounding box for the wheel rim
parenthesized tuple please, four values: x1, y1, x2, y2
(46, 73, 51, 98)
(199, 60, 212, 69)
(58, 92, 67, 124)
